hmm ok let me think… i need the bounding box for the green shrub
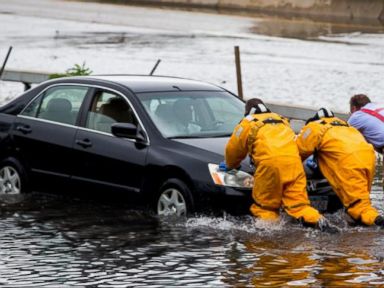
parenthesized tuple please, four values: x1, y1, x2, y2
(49, 62, 93, 79)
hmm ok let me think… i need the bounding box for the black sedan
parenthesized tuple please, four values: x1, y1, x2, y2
(0, 75, 338, 215)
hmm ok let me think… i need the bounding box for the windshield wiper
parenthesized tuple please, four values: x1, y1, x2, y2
(168, 135, 207, 139)
(168, 133, 231, 139)
(210, 133, 232, 138)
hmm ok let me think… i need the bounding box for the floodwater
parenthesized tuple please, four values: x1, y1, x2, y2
(1, 0, 384, 286)
(0, 182, 383, 287)
(1, 0, 384, 111)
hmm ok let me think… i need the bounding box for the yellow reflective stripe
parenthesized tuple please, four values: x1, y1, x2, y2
(234, 126, 243, 138)
(245, 115, 254, 121)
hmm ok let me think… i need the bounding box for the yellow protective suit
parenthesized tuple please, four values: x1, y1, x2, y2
(296, 117, 378, 226)
(226, 112, 322, 224)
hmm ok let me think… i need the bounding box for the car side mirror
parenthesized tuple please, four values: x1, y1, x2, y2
(111, 123, 146, 142)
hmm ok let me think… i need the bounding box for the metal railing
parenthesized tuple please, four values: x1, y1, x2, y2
(1, 69, 51, 91)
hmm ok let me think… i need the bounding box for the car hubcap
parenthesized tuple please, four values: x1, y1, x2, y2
(0, 166, 21, 194)
(157, 188, 187, 216)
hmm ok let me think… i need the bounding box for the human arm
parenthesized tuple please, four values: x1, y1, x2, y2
(296, 122, 326, 160)
(225, 120, 251, 169)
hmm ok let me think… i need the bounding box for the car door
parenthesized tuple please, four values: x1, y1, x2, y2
(13, 84, 90, 190)
(72, 87, 149, 196)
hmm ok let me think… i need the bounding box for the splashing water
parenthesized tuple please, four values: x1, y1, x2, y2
(186, 214, 289, 234)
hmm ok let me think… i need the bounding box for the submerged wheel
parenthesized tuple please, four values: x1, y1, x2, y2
(0, 158, 28, 195)
(0, 166, 21, 194)
(155, 179, 194, 217)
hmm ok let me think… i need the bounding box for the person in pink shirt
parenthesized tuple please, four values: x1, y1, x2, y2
(348, 94, 384, 154)
(349, 94, 384, 192)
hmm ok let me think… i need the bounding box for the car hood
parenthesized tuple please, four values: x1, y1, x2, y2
(173, 137, 228, 156)
(173, 137, 254, 173)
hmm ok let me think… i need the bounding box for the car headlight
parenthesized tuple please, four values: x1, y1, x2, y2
(208, 163, 254, 188)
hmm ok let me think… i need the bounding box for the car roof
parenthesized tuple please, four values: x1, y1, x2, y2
(85, 75, 224, 93)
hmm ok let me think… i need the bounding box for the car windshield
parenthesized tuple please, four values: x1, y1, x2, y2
(138, 91, 244, 138)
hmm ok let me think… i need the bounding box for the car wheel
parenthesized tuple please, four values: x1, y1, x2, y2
(155, 179, 194, 217)
(0, 158, 28, 195)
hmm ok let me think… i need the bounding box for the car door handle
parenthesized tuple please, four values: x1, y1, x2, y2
(76, 139, 92, 148)
(16, 125, 32, 134)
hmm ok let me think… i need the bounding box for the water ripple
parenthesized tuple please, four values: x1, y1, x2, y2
(0, 194, 383, 286)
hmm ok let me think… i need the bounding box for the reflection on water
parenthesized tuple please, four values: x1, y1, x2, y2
(114, 3, 384, 40)
(85, 1, 384, 40)
(7, 12, 384, 50)
(0, 182, 383, 287)
(247, 15, 384, 40)
(222, 9, 384, 40)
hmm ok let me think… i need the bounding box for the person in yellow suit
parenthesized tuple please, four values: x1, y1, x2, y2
(225, 98, 332, 230)
(296, 108, 384, 227)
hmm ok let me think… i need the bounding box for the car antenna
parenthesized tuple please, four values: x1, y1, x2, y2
(149, 59, 161, 75)
(0, 46, 13, 79)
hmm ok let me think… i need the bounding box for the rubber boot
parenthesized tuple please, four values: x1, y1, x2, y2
(374, 215, 384, 227)
(317, 217, 340, 234)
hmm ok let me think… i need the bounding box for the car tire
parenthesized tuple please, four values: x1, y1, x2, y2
(0, 157, 29, 196)
(155, 178, 194, 217)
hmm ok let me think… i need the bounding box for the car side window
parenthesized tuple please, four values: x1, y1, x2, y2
(85, 90, 137, 134)
(21, 86, 88, 125)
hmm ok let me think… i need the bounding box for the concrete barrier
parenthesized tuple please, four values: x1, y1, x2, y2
(267, 102, 347, 121)
(1, 69, 50, 84)
(266, 102, 348, 133)
(126, 0, 384, 22)
(1, 69, 51, 90)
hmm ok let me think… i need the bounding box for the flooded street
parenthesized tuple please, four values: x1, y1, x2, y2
(1, 0, 384, 111)
(1, 0, 384, 286)
(0, 184, 383, 287)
